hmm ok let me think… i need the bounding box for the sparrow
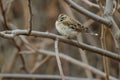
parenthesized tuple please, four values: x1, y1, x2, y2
(55, 14, 87, 38)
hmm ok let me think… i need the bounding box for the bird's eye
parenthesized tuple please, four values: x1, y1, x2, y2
(60, 16, 65, 21)
(61, 17, 65, 19)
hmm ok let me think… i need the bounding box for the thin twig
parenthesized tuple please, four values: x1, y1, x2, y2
(96, 0, 104, 12)
(101, 26, 110, 80)
(19, 35, 36, 50)
(30, 56, 51, 73)
(101, 0, 115, 80)
(77, 34, 93, 78)
(19, 36, 51, 73)
(28, 0, 32, 35)
(5, 0, 15, 23)
(55, 38, 65, 80)
(0, 0, 9, 30)
(81, 0, 99, 9)
(110, 16, 120, 48)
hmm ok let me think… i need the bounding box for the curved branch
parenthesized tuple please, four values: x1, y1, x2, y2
(0, 29, 120, 62)
(64, 0, 112, 27)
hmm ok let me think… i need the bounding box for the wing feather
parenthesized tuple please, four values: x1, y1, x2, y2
(62, 17, 85, 32)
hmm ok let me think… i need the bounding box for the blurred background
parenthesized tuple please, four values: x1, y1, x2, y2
(0, 0, 119, 80)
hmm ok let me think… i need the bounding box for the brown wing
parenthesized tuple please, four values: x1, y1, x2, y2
(62, 18, 85, 32)
(70, 17, 88, 31)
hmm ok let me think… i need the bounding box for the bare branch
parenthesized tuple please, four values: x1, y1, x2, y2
(102, 1, 115, 80)
(96, 0, 104, 12)
(20, 49, 117, 80)
(0, 1, 28, 73)
(0, 74, 100, 80)
(0, 0, 9, 29)
(104, 0, 114, 16)
(30, 56, 51, 73)
(55, 38, 65, 80)
(0, 29, 120, 62)
(64, 0, 112, 27)
(28, 0, 32, 35)
(81, 0, 99, 9)
(77, 34, 93, 78)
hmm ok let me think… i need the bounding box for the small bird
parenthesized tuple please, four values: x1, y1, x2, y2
(55, 14, 87, 38)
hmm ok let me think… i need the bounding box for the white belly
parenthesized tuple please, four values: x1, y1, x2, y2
(55, 21, 78, 38)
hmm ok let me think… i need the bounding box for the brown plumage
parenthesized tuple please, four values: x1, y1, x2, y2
(55, 14, 87, 38)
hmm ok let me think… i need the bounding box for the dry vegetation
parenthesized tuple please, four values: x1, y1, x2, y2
(0, 0, 120, 80)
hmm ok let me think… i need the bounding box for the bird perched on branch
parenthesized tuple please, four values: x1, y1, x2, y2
(55, 14, 87, 38)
